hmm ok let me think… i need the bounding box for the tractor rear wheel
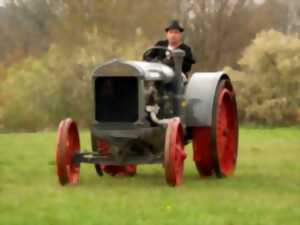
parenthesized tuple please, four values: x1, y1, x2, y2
(212, 79, 238, 177)
(192, 79, 238, 178)
(164, 118, 186, 186)
(93, 138, 136, 177)
(102, 165, 137, 177)
(192, 127, 214, 177)
(94, 164, 104, 176)
(56, 118, 81, 185)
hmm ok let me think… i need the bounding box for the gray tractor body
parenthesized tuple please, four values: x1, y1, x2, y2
(90, 51, 230, 166)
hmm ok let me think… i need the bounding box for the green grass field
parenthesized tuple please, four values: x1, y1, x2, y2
(0, 127, 299, 225)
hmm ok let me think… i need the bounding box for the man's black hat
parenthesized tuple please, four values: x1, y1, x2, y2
(165, 20, 184, 32)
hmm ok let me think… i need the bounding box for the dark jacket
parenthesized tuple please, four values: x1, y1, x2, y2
(144, 40, 196, 74)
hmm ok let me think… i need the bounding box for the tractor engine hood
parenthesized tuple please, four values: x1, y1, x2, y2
(92, 59, 175, 83)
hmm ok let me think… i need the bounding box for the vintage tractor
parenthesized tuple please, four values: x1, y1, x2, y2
(55, 47, 238, 187)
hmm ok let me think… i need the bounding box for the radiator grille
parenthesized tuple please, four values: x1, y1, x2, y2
(95, 77, 138, 122)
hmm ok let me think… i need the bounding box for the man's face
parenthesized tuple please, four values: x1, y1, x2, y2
(166, 29, 182, 46)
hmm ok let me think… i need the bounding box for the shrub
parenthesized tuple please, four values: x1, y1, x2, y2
(0, 29, 148, 131)
(227, 30, 300, 125)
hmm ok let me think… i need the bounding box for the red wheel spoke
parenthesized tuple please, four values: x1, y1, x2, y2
(192, 127, 214, 177)
(102, 165, 137, 177)
(56, 118, 81, 185)
(164, 118, 186, 186)
(192, 79, 238, 178)
(214, 80, 238, 177)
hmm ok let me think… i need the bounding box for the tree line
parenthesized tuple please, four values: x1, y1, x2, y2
(0, 0, 299, 131)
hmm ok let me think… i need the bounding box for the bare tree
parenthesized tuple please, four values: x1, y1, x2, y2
(184, 0, 248, 70)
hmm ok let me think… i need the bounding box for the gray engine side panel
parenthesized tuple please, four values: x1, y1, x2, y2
(185, 72, 229, 127)
(92, 59, 174, 83)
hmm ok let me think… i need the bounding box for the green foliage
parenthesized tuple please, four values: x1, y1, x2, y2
(0, 29, 148, 131)
(0, 0, 299, 130)
(228, 30, 300, 125)
(1, 0, 290, 71)
(0, 128, 300, 225)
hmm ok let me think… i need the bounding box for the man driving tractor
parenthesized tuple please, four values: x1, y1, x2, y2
(144, 20, 196, 78)
(102, 20, 196, 177)
(56, 19, 238, 185)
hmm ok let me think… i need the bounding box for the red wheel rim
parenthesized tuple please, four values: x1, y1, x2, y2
(102, 165, 137, 177)
(192, 127, 214, 177)
(56, 118, 81, 185)
(164, 118, 186, 186)
(213, 81, 238, 177)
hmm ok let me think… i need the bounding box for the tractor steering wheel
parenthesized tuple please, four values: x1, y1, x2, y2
(143, 46, 175, 67)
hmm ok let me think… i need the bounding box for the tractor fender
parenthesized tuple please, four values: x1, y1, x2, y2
(184, 72, 230, 127)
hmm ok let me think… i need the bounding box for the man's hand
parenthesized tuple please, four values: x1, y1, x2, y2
(162, 58, 175, 67)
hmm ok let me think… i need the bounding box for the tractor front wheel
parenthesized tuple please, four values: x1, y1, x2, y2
(56, 118, 81, 185)
(164, 118, 186, 186)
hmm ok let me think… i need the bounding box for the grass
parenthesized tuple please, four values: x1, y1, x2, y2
(0, 127, 299, 225)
